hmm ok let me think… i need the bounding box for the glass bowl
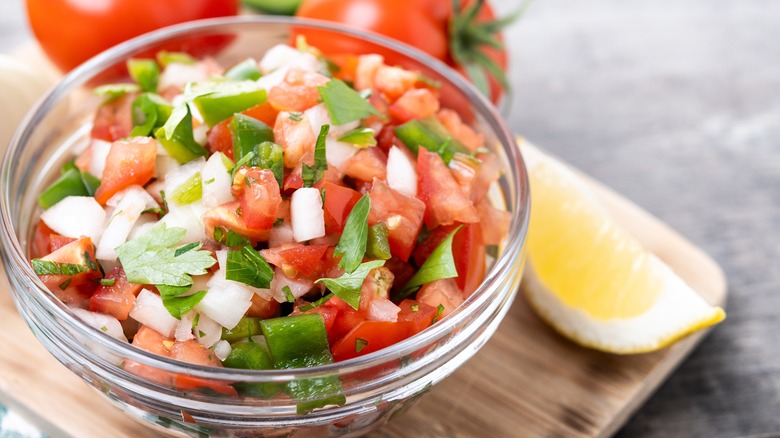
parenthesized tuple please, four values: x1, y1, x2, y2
(0, 16, 529, 437)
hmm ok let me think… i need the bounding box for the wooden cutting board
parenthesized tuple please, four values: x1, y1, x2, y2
(0, 146, 726, 438)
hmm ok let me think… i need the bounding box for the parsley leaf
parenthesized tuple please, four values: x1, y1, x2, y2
(334, 194, 370, 273)
(317, 79, 382, 125)
(315, 260, 385, 310)
(302, 124, 329, 187)
(396, 226, 462, 300)
(226, 245, 274, 289)
(116, 223, 217, 287)
(298, 292, 334, 312)
(157, 284, 208, 319)
(31, 259, 88, 276)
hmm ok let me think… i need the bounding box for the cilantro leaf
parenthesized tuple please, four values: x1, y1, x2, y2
(226, 245, 274, 289)
(317, 79, 382, 125)
(334, 194, 370, 273)
(116, 223, 217, 287)
(157, 284, 208, 319)
(302, 124, 329, 187)
(298, 292, 334, 312)
(396, 226, 462, 300)
(315, 260, 385, 310)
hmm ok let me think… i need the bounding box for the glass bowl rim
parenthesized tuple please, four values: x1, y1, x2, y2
(0, 15, 529, 380)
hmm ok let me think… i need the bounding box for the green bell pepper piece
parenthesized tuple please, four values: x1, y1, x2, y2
(192, 81, 267, 127)
(127, 59, 159, 93)
(222, 317, 263, 343)
(222, 341, 281, 398)
(260, 314, 346, 414)
(130, 93, 173, 137)
(230, 114, 274, 163)
(225, 58, 262, 81)
(366, 223, 392, 260)
(38, 167, 101, 209)
(393, 116, 470, 164)
(154, 105, 207, 164)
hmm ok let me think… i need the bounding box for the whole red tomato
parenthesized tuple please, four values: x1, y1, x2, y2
(26, 0, 239, 72)
(295, 0, 511, 103)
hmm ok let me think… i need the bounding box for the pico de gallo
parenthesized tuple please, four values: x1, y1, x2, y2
(29, 41, 510, 409)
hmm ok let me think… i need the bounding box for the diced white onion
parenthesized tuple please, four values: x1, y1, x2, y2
(201, 152, 234, 208)
(268, 222, 295, 248)
(270, 267, 315, 303)
(159, 201, 207, 244)
(387, 146, 418, 197)
(41, 196, 106, 244)
(193, 123, 209, 146)
(290, 187, 325, 242)
(87, 139, 112, 179)
(159, 63, 207, 90)
(213, 340, 232, 362)
(163, 157, 205, 207)
(175, 310, 196, 342)
(325, 138, 359, 169)
(70, 308, 127, 342)
(97, 186, 157, 261)
(129, 289, 179, 338)
(155, 155, 180, 180)
(194, 313, 222, 348)
(197, 251, 254, 330)
(259, 44, 303, 73)
(127, 216, 158, 241)
(368, 299, 401, 322)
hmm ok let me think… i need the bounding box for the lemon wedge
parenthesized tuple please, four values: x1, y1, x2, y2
(520, 140, 725, 354)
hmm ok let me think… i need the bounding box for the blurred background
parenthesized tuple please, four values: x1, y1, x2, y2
(1, 0, 778, 436)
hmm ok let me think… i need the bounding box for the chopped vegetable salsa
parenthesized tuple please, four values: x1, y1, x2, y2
(30, 42, 511, 411)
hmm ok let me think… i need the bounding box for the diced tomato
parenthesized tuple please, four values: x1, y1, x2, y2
(242, 101, 279, 127)
(365, 91, 389, 127)
(125, 325, 174, 387)
(37, 237, 101, 304)
(94, 137, 157, 205)
(173, 374, 238, 397)
(470, 151, 502, 203)
(376, 123, 401, 154)
(260, 243, 330, 278)
(397, 299, 438, 334)
(50, 234, 77, 252)
(354, 54, 383, 91)
(322, 181, 362, 234)
(283, 163, 304, 192)
(91, 92, 135, 142)
(268, 68, 330, 112)
(388, 88, 440, 123)
(331, 54, 359, 83)
(384, 257, 416, 298)
(412, 222, 485, 297)
(274, 111, 316, 168)
(89, 267, 142, 321)
(31, 221, 54, 259)
(359, 267, 394, 310)
(170, 340, 223, 367)
(417, 278, 463, 318)
(436, 109, 485, 152)
(476, 197, 511, 246)
(342, 147, 387, 182)
(207, 103, 281, 161)
(207, 118, 233, 160)
(74, 142, 93, 171)
(232, 167, 282, 230)
(325, 296, 367, 343)
(367, 179, 425, 261)
(416, 148, 479, 228)
(331, 321, 416, 362)
(203, 201, 271, 244)
(374, 65, 417, 102)
(246, 293, 280, 319)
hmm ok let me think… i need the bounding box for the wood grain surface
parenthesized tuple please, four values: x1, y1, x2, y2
(1, 0, 777, 436)
(0, 148, 725, 438)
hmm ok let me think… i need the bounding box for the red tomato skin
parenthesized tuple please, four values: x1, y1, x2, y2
(260, 244, 331, 278)
(207, 119, 234, 160)
(91, 93, 135, 142)
(26, 0, 239, 72)
(412, 223, 485, 296)
(246, 294, 280, 319)
(322, 181, 363, 234)
(295, 0, 506, 103)
(367, 179, 425, 261)
(397, 299, 438, 334)
(49, 234, 77, 253)
(94, 137, 157, 205)
(37, 237, 101, 304)
(331, 321, 416, 362)
(388, 88, 441, 123)
(232, 168, 282, 230)
(125, 325, 174, 387)
(341, 147, 388, 183)
(416, 148, 479, 228)
(89, 267, 142, 321)
(203, 201, 271, 244)
(31, 221, 54, 259)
